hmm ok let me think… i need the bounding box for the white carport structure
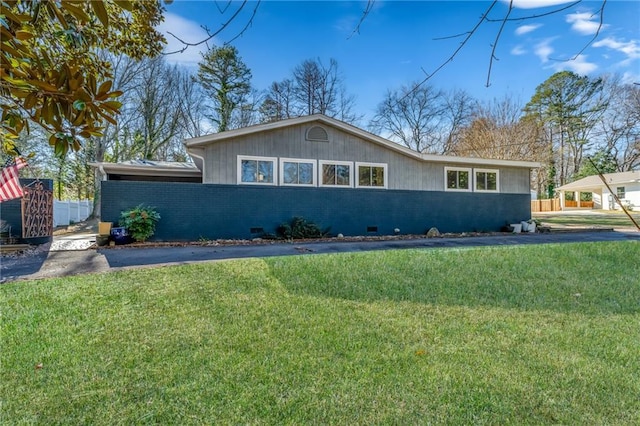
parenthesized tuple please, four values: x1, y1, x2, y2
(557, 171, 640, 211)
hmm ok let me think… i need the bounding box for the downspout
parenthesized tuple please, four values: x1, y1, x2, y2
(93, 164, 107, 219)
(187, 148, 205, 183)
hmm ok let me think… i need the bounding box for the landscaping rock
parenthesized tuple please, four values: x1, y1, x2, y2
(427, 227, 440, 238)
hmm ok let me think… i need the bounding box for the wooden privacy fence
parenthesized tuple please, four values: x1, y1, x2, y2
(564, 200, 594, 208)
(531, 198, 561, 212)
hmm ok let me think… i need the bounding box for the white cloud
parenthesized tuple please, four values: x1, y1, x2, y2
(534, 39, 554, 63)
(508, 0, 575, 9)
(511, 45, 527, 55)
(621, 71, 640, 85)
(551, 54, 598, 75)
(515, 24, 542, 36)
(565, 11, 607, 36)
(593, 37, 640, 60)
(156, 13, 212, 67)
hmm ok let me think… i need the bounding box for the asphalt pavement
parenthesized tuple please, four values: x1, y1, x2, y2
(1, 229, 639, 283)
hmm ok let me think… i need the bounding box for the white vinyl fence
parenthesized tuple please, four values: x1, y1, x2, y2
(53, 199, 93, 227)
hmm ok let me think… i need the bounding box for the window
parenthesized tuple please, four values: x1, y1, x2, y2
(617, 187, 625, 199)
(474, 169, 499, 192)
(238, 156, 277, 185)
(306, 125, 329, 142)
(319, 160, 352, 187)
(279, 158, 316, 186)
(356, 162, 387, 188)
(445, 167, 471, 191)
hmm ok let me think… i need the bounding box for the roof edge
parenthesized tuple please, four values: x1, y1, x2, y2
(89, 162, 202, 177)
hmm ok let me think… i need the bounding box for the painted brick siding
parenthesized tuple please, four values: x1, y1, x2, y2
(101, 181, 531, 241)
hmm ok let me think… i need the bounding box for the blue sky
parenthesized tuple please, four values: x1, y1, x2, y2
(159, 1, 640, 122)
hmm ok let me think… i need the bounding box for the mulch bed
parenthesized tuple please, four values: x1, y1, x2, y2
(98, 231, 512, 250)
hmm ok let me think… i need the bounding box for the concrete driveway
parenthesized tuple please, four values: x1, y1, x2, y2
(2, 229, 638, 283)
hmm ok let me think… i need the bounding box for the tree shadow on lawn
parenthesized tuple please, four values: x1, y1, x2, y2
(536, 212, 640, 228)
(264, 243, 640, 316)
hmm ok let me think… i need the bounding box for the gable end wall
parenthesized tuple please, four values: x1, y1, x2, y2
(201, 123, 531, 194)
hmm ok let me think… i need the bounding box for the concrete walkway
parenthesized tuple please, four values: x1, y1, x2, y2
(1, 229, 638, 283)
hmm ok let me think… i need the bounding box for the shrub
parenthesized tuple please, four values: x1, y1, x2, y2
(119, 205, 161, 242)
(276, 216, 329, 239)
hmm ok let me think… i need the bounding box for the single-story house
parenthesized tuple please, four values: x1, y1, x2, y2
(557, 170, 640, 210)
(94, 114, 539, 241)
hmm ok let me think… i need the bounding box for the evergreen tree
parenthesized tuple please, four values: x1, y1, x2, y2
(196, 46, 252, 132)
(524, 71, 607, 186)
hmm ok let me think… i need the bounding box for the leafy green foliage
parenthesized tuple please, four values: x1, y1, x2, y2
(118, 204, 160, 242)
(277, 216, 329, 239)
(1, 0, 166, 157)
(574, 149, 618, 180)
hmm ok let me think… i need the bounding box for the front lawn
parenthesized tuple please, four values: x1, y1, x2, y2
(2, 241, 639, 424)
(534, 210, 640, 228)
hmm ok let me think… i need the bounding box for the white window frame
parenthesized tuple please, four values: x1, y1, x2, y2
(355, 162, 388, 189)
(279, 158, 317, 187)
(444, 167, 472, 192)
(474, 168, 500, 193)
(237, 155, 278, 185)
(318, 160, 353, 188)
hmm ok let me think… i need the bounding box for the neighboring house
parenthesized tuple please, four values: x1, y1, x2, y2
(557, 170, 640, 211)
(95, 114, 539, 241)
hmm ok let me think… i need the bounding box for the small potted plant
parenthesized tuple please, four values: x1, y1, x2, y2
(118, 205, 161, 243)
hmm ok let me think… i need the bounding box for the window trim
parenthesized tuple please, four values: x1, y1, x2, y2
(237, 155, 278, 185)
(318, 160, 353, 188)
(474, 168, 500, 193)
(616, 186, 626, 199)
(355, 162, 388, 189)
(444, 167, 472, 192)
(279, 157, 317, 187)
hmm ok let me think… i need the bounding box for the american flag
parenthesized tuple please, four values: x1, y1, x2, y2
(0, 157, 27, 202)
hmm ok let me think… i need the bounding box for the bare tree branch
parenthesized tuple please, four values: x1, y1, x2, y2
(164, 0, 254, 55)
(407, 1, 498, 100)
(225, 1, 261, 46)
(214, 1, 232, 15)
(484, 0, 583, 22)
(486, 0, 513, 87)
(550, 0, 607, 62)
(348, 0, 375, 39)
(433, 32, 471, 41)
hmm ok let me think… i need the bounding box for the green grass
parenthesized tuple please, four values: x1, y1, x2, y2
(2, 241, 640, 424)
(534, 211, 640, 228)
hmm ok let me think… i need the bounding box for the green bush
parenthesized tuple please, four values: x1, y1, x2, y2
(276, 216, 329, 239)
(119, 205, 161, 242)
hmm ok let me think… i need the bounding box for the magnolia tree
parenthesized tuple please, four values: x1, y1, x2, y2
(1, 0, 165, 157)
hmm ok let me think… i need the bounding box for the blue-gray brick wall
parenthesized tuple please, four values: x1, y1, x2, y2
(100, 181, 531, 241)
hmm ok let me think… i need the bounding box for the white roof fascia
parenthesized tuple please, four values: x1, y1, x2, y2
(88, 162, 202, 177)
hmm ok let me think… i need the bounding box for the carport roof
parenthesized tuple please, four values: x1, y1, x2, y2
(89, 160, 202, 177)
(558, 170, 640, 191)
